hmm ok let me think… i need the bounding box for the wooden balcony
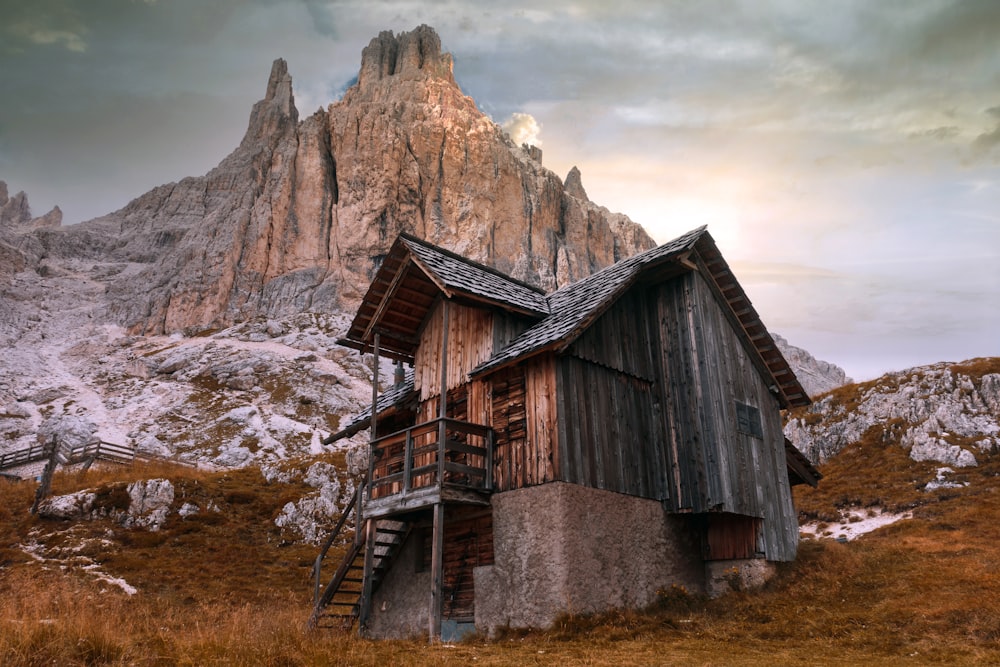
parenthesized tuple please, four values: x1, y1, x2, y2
(363, 418, 494, 518)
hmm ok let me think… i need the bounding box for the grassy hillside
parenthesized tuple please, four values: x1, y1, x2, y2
(3, 376, 1000, 665)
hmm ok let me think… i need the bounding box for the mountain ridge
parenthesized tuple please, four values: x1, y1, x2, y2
(29, 25, 655, 336)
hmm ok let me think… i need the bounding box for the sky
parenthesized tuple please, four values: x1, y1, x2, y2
(1, 0, 998, 382)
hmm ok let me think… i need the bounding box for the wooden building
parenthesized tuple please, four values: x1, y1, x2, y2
(311, 226, 820, 640)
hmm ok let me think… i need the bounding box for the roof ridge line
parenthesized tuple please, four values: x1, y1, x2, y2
(398, 232, 548, 296)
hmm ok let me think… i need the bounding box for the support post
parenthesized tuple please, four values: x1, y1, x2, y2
(359, 333, 379, 544)
(30, 436, 59, 515)
(370, 332, 380, 447)
(429, 502, 444, 642)
(358, 518, 377, 633)
(485, 429, 494, 491)
(438, 300, 449, 485)
(403, 429, 413, 493)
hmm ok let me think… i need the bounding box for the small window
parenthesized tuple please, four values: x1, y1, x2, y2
(735, 401, 763, 439)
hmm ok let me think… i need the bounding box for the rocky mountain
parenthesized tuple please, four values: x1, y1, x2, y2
(785, 358, 1000, 470)
(32, 25, 653, 336)
(0, 24, 850, 489)
(772, 333, 851, 399)
(0, 182, 62, 278)
(0, 25, 653, 481)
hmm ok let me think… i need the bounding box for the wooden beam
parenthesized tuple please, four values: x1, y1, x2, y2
(372, 325, 420, 345)
(363, 260, 412, 342)
(358, 519, 377, 633)
(438, 300, 449, 485)
(429, 502, 444, 642)
(408, 254, 454, 299)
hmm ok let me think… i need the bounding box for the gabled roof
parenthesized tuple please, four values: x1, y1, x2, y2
(470, 225, 707, 379)
(469, 226, 810, 408)
(403, 236, 549, 315)
(339, 226, 810, 409)
(338, 234, 548, 362)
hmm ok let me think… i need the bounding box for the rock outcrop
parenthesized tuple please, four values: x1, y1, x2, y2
(772, 333, 852, 398)
(37, 25, 653, 335)
(785, 360, 1000, 468)
(0, 181, 61, 278)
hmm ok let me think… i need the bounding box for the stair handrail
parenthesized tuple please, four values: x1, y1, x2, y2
(312, 477, 364, 606)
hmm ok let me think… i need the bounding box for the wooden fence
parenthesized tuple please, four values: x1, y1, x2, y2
(0, 440, 190, 473)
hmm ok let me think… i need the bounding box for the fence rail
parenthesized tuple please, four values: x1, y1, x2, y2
(367, 418, 493, 501)
(0, 439, 192, 473)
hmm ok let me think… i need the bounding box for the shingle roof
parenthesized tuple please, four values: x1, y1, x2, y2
(470, 226, 708, 377)
(323, 369, 417, 443)
(339, 225, 810, 410)
(339, 234, 549, 361)
(402, 235, 549, 316)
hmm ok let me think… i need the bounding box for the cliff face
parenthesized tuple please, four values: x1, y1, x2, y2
(0, 181, 62, 279)
(54, 25, 653, 335)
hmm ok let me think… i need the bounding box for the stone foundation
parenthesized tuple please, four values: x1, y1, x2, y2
(365, 531, 430, 639)
(362, 483, 783, 639)
(474, 482, 704, 636)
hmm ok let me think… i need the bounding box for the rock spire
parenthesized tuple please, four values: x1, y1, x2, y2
(29, 26, 655, 335)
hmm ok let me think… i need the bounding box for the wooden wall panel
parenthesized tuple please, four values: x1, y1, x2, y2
(486, 358, 559, 492)
(525, 355, 558, 485)
(414, 300, 496, 401)
(419, 508, 494, 622)
(489, 367, 527, 492)
(566, 290, 656, 381)
(556, 355, 662, 499)
(655, 271, 798, 561)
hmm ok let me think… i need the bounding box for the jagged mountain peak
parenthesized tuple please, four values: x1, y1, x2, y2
(33, 25, 652, 336)
(237, 57, 298, 154)
(564, 166, 589, 201)
(357, 25, 456, 91)
(0, 180, 61, 231)
(772, 333, 851, 399)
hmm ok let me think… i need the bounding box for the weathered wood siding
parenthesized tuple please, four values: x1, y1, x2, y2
(556, 291, 665, 497)
(420, 508, 494, 622)
(414, 300, 496, 401)
(490, 368, 526, 492)
(549, 272, 797, 560)
(490, 359, 559, 492)
(655, 271, 798, 561)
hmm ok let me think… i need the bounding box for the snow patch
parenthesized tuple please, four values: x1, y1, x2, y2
(801, 508, 912, 542)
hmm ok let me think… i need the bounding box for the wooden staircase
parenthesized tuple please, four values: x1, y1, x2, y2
(309, 483, 411, 630)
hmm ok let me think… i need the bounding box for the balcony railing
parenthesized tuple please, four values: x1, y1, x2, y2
(366, 418, 493, 504)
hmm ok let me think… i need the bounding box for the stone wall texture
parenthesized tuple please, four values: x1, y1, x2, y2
(474, 482, 704, 635)
(366, 531, 431, 639)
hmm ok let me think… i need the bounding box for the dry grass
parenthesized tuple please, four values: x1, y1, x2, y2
(4, 434, 1000, 664)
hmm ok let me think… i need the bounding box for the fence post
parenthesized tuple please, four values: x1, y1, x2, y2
(485, 429, 494, 491)
(403, 429, 413, 493)
(30, 436, 59, 515)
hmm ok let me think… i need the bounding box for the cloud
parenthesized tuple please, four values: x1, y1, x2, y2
(2, 2, 90, 54)
(501, 112, 542, 147)
(26, 28, 87, 52)
(971, 105, 1000, 155)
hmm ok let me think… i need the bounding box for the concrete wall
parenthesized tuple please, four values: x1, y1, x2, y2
(365, 531, 430, 639)
(474, 482, 704, 635)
